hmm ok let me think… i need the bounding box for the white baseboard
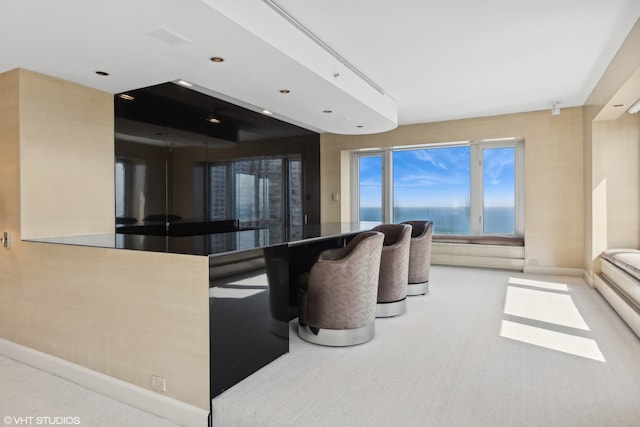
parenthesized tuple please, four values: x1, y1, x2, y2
(432, 255, 524, 271)
(583, 270, 595, 288)
(522, 266, 586, 277)
(0, 338, 209, 427)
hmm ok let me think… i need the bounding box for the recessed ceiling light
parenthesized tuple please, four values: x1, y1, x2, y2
(177, 79, 193, 87)
(207, 117, 221, 124)
(118, 93, 135, 101)
(279, 89, 290, 94)
(261, 109, 273, 115)
(95, 71, 109, 76)
(323, 109, 332, 114)
(210, 57, 224, 63)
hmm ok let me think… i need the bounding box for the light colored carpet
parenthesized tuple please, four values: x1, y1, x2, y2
(212, 266, 640, 427)
(0, 355, 180, 427)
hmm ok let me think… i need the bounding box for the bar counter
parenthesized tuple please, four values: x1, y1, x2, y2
(26, 222, 377, 404)
(27, 222, 373, 255)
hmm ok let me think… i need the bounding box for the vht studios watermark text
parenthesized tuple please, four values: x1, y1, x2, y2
(3, 416, 80, 425)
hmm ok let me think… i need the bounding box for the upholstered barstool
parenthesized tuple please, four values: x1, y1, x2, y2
(371, 223, 411, 317)
(298, 231, 384, 346)
(401, 220, 433, 295)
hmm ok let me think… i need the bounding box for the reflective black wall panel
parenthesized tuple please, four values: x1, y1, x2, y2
(114, 82, 320, 233)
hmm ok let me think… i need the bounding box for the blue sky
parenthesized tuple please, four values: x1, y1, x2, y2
(482, 147, 516, 208)
(359, 146, 515, 208)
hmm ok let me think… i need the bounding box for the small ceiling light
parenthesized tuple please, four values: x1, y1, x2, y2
(279, 89, 290, 94)
(210, 56, 224, 63)
(177, 79, 193, 87)
(628, 98, 640, 114)
(261, 109, 273, 115)
(95, 71, 109, 76)
(207, 117, 221, 124)
(550, 102, 560, 116)
(118, 93, 135, 101)
(323, 109, 332, 114)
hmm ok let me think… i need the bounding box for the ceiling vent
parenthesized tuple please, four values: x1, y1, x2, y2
(149, 27, 192, 45)
(262, 0, 384, 96)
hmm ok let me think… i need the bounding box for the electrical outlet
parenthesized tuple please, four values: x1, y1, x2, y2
(151, 375, 166, 392)
(526, 258, 539, 266)
(1, 231, 10, 249)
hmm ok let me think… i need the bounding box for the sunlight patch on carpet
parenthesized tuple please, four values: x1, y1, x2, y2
(504, 286, 589, 330)
(508, 277, 568, 292)
(500, 320, 606, 362)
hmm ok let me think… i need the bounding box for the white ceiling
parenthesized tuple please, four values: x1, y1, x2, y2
(1, 0, 639, 134)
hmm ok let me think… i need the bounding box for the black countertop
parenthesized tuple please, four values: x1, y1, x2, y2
(26, 222, 379, 257)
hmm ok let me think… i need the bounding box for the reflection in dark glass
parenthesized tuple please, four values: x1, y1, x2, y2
(289, 158, 303, 240)
(114, 81, 320, 240)
(208, 243, 292, 397)
(209, 163, 229, 220)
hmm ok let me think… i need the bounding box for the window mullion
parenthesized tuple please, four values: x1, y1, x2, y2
(515, 143, 525, 236)
(470, 144, 483, 234)
(383, 149, 393, 223)
(350, 153, 359, 223)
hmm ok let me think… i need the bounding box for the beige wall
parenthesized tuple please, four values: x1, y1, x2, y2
(0, 69, 20, 244)
(19, 70, 115, 239)
(585, 19, 640, 275)
(592, 115, 640, 252)
(321, 107, 585, 270)
(0, 69, 210, 409)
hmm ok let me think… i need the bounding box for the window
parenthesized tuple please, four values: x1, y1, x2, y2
(352, 139, 524, 236)
(356, 153, 384, 224)
(393, 145, 471, 233)
(481, 146, 516, 234)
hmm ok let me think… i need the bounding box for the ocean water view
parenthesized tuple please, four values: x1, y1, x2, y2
(360, 206, 515, 234)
